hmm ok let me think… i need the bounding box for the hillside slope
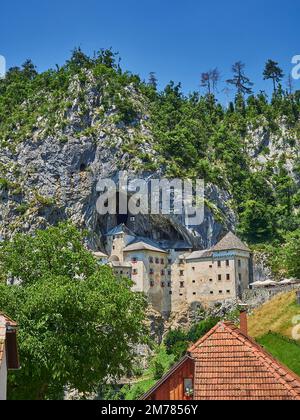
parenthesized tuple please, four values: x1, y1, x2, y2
(248, 291, 300, 341)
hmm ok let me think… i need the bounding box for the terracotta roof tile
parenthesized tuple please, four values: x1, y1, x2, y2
(188, 322, 300, 400)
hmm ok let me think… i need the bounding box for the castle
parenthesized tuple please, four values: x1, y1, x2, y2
(93, 225, 252, 316)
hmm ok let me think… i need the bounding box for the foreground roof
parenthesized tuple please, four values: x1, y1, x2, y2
(142, 321, 300, 400)
(189, 322, 300, 400)
(212, 232, 250, 252)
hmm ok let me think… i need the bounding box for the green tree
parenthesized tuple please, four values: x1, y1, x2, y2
(21, 59, 38, 80)
(187, 318, 220, 342)
(0, 223, 97, 285)
(263, 59, 284, 93)
(0, 224, 148, 400)
(148, 72, 158, 89)
(238, 200, 275, 243)
(281, 229, 300, 278)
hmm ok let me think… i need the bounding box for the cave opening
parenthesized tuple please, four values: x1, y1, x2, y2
(116, 192, 128, 225)
(80, 163, 87, 172)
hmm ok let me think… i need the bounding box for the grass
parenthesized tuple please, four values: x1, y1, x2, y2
(120, 345, 175, 400)
(257, 332, 300, 376)
(248, 291, 300, 342)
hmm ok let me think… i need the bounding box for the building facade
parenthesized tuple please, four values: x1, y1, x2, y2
(0, 314, 19, 400)
(94, 226, 252, 315)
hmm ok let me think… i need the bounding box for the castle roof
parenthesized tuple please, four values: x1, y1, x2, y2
(123, 241, 167, 254)
(212, 232, 250, 252)
(186, 249, 212, 260)
(104, 224, 134, 237)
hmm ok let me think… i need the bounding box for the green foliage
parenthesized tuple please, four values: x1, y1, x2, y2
(0, 222, 97, 285)
(280, 229, 300, 278)
(164, 317, 220, 360)
(257, 333, 300, 376)
(187, 317, 220, 342)
(263, 59, 284, 92)
(0, 223, 148, 400)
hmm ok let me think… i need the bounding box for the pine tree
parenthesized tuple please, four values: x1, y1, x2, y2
(263, 59, 284, 93)
(148, 72, 158, 89)
(21, 59, 37, 80)
(226, 61, 253, 95)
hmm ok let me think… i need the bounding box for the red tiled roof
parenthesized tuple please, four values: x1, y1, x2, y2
(188, 322, 300, 400)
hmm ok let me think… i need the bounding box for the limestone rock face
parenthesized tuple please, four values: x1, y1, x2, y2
(0, 72, 236, 249)
(1, 70, 298, 252)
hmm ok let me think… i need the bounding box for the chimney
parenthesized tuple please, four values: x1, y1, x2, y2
(239, 304, 248, 335)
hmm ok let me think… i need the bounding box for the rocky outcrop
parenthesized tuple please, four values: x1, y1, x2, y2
(0, 71, 236, 249)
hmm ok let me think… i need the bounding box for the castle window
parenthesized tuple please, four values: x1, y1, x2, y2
(133, 269, 138, 275)
(169, 291, 172, 295)
(179, 293, 183, 296)
(239, 273, 242, 282)
(168, 282, 171, 287)
(120, 271, 123, 275)
(193, 292, 196, 296)
(238, 259, 241, 268)
(226, 260, 230, 267)
(180, 281, 185, 288)
(131, 257, 138, 263)
(149, 269, 154, 275)
(209, 278, 213, 282)
(209, 265, 212, 268)
(150, 280, 154, 287)
(226, 274, 230, 281)
(192, 280, 196, 284)
(168, 270, 172, 276)
(219, 290, 223, 294)
(210, 291, 214, 295)
(218, 274, 222, 281)
(218, 261, 221, 268)
(149, 257, 154, 263)
(161, 282, 165, 288)
(112, 246, 115, 250)
(113, 235, 116, 240)
(161, 270, 165, 276)
(161, 258, 164, 264)
(168, 259, 172, 265)
(192, 267, 195, 271)
(226, 290, 231, 294)
(180, 270, 184, 277)
(155, 258, 160, 264)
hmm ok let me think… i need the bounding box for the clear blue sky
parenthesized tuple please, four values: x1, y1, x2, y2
(1, 0, 299, 100)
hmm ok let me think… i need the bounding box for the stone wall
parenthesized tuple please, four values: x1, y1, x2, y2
(243, 284, 300, 309)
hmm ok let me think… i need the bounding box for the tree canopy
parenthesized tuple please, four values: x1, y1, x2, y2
(0, 223, 148, 400)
